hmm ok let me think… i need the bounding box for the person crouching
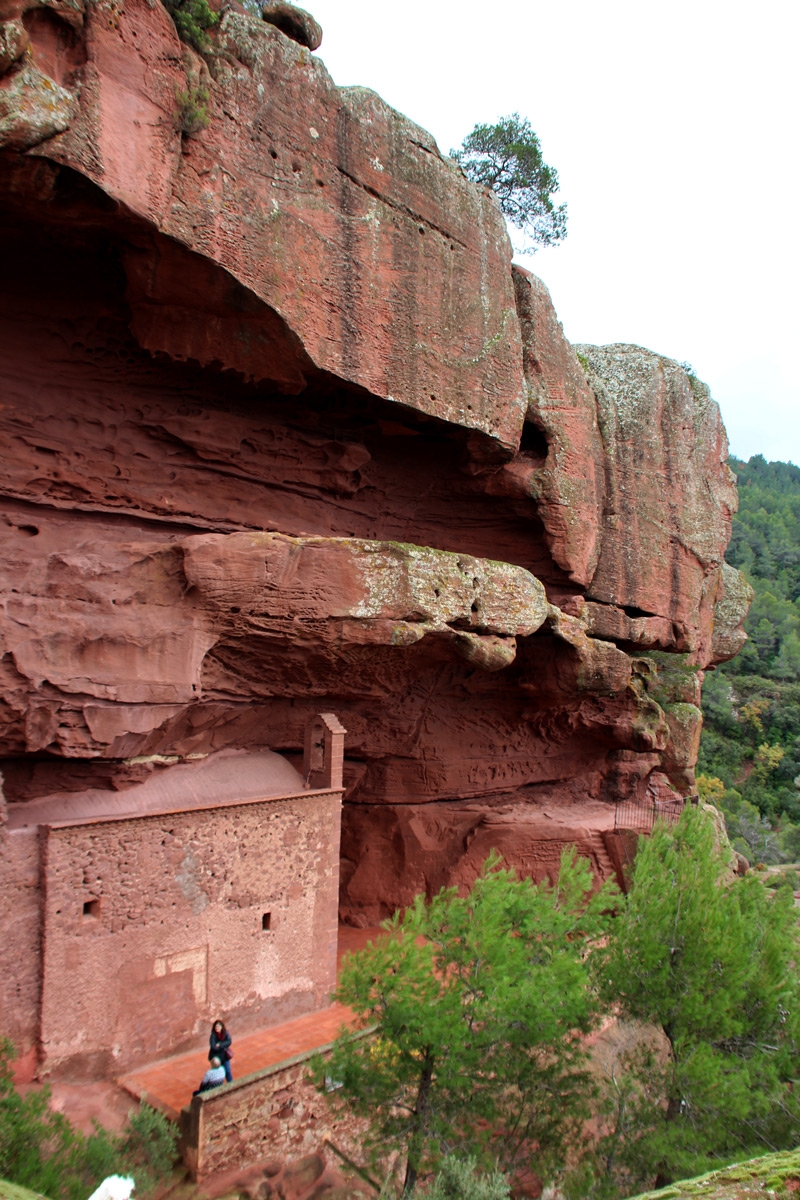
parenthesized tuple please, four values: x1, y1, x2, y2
(193, 1056, 226, 1095)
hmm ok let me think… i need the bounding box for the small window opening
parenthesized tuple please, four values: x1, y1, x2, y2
(310, 734, 324, 773)
(262, 912, 272, 931)
(83, 899, 100, 919)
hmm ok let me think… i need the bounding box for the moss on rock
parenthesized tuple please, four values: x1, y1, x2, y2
(630, 1147, 800, 1199)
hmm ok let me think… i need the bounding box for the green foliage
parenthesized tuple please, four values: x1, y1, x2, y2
(162, 0, 218, 52)
(422, 1156, 510, 1200)
(319, 851, 615, 1195)
(623, 1145, 800, 1199)
(175, 84, 210, 134)
(594, 806, 800, 1192)
(118, 1103, 178, 1194)
(0, 1040, 177, 1199)
(700, 455, 800, 843)
(451, 114, 567, 250)
(764, 866, 799, 891)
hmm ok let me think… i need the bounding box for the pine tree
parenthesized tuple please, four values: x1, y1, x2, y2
(451, 115, 567, 250)
(320, 851, 615, 1195)
(594, 806, 800, 1191)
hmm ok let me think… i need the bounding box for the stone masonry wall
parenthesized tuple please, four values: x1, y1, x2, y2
(0, 828, 42, 1077)
(181, 1044, 371, 1182)
(39, 791, 341, 1076)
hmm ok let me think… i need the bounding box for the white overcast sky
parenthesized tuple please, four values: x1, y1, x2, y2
(308, 0, 799, 466)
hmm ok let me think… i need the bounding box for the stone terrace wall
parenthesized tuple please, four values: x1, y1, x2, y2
(180, 1043, 371, 1181)
(39, 791, 341, 1076)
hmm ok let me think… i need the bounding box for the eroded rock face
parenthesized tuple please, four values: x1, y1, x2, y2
(506, 267, 605, 586)
(577, 344, 738, 663)
(0, 0, 750, 1061)
(1, 0, 525, 450)
(712, 561, 755, 663)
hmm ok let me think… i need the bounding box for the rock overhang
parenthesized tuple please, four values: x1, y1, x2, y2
(0, 0, 527, 452)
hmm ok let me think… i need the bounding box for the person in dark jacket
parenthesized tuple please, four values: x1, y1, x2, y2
(209, 1019, 233, 1083)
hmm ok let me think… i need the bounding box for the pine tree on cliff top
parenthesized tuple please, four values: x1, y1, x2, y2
(452, 114, 567, 250)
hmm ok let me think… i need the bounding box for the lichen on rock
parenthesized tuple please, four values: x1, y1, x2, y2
(0, 61, 74, 149)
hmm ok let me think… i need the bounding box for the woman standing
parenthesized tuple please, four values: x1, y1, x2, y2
(209, 1019, 233, 1083)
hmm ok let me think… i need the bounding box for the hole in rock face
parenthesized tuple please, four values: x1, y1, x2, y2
(261, 912, 272, 931)
(519, 421, 548, 464)
(292, 160, 302, 173)
(83, 898, 100, 919)
(269, 148, 278, 159)
(15, 525, 39, 536)
(622, 604, 654, 619)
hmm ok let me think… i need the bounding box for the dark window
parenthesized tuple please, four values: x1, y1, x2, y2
(83, 899, 100, 919)
(262, 912, 272, 931)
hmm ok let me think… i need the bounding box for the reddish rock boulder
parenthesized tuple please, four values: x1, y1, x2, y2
(260, 1, 322, 50)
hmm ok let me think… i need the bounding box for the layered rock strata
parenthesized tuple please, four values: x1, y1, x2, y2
(0, 0, 749, 1064)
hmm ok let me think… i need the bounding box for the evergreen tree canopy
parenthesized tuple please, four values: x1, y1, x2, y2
(451, 115, 567, 249)
(699, 455, 800, 836)
(320, 851, 614, 1195)
(596, 806, 800, 1190)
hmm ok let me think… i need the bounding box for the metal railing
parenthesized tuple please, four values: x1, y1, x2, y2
(614, 792, 694, 833)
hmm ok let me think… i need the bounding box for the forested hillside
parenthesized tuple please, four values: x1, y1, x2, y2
(699, 455, 800, 862)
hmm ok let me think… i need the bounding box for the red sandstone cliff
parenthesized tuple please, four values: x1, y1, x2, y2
(0, 0, 749, 1069)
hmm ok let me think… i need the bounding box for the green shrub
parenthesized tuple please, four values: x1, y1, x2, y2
(175, 84, 210, 134)
(422, 1156, 510, 1200)
(765, 866, 799, 891)
(0, 1040, 177, 1199)
(162, 0, 218, 52)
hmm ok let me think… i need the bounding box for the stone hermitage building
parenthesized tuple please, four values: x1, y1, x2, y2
(0, 2, 749, 1079)
(7, 715, 345, 1078)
